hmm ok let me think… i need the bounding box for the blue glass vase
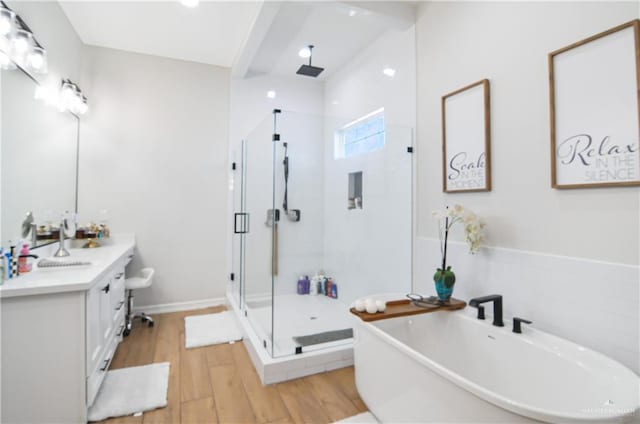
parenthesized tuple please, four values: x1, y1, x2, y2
(433, 267, 456, 302)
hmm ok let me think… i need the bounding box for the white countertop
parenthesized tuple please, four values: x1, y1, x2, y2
(0, 234, 136, 299)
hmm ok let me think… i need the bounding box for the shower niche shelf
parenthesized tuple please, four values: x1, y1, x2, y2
(348, 171, 363, 210)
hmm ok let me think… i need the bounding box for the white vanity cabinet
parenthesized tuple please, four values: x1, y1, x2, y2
(0, 235, 135, 424)
(86, 259, 129, 406)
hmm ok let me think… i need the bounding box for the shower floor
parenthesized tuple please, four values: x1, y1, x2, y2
(246, 294, 353, 357)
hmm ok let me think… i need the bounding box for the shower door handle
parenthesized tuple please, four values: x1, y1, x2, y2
(234, 213, 249, 234)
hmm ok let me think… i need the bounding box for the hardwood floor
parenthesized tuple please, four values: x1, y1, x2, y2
(98, 307, 368, 424)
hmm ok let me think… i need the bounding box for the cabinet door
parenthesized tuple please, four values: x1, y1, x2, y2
(110, 269, 126, 338)
(99, 277, 113, 346)
(86, 280, 106, 374)
(110, 269, 126, 324)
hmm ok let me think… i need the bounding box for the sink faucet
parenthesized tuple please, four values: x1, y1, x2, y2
(469, 295, 504, 327)
(53, 218, 70, 257)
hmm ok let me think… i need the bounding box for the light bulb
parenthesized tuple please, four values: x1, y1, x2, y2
(12, 29, 31, 54)
(382, 67, 396, 77)
(180, 0, 199, 7)
(77, 100, 88, 115)
(0, 49, 15, 70)
(266, 90, 276, 99)
(298, 47, 311, 58)
(28, 47, 47, 73)
(0, 8, 14, 36)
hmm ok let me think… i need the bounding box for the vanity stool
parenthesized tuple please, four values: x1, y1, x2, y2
(123, 267, 155, 336)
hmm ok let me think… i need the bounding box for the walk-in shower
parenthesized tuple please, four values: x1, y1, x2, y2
(229, 108, 413, 380)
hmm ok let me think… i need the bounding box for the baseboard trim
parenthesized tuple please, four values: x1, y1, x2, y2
(132, 297, 227, 314)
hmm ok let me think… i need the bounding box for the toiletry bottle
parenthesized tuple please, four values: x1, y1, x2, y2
(9, 245, 18, 277)
(5, 251, 13, 279)
(18, 244, 32, 273)
(326, 278, 333, 298)
(297, 275, 306, 295)
(330, 280, 338, 299)
(304, 275, 310, 294)
(310, 274, 319, 295)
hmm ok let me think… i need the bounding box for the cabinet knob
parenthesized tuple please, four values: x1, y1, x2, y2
(101, 284, 110, 293)
(115, 301, 125, 311)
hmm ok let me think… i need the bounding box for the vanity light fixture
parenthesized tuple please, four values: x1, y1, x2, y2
(57, 79, 89, 116)
(383, 67, 396, 77)
(0, 1, 48, 74)
(266, 90, 276, 99)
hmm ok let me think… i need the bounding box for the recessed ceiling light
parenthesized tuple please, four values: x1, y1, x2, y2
(332, 100, 339, 105)
(267, 90, 276, 99)
(298, 47, 311, 59)
(348, 9, 357, 17)
(180, 0, 199, 8)
(383, 68, 396, 77)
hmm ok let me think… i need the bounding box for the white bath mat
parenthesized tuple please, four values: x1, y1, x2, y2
(88, 362, 170, 422)
(333, 412, 379, 423)
(185, 311, 243, 348)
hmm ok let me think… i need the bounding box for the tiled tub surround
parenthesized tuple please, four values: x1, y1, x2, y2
(414, 237, 640, 375)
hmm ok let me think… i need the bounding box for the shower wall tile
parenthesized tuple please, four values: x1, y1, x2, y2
(414, 237, 640, 374)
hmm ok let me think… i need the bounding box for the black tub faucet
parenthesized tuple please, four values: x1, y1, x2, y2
(469, 295, 504, 327)
(513, 317, 532, 334)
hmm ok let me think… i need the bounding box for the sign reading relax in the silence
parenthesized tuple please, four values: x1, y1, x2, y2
(550, 20, 640, 188)
(442, 79, 491, 193)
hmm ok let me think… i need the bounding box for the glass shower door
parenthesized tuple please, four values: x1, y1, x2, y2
(241, 115, 276, 356)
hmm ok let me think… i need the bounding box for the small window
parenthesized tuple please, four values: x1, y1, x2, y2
(335, 108, 385, 159)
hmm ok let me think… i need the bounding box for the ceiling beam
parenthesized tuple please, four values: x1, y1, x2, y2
(231, 1, 282, 78)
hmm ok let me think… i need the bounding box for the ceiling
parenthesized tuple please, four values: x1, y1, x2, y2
(244, 1, 416, 80)
(58, 1, 415, 77)
(58, 1, 262, 67)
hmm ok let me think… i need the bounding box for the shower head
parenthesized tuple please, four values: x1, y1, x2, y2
(296, 64, 324, 77)
(296, 45, 324, 78)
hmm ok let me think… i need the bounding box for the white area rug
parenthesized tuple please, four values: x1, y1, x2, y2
(334, 412, 379, 423)
(88, 362, 170, 422)
(185, 311, 243, 348)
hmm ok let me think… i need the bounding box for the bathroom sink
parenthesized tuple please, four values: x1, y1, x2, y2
(37, 258, 92, 268)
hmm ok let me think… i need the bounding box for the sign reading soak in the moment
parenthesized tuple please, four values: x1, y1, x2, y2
(442, 79, 492, 193)
(550, 20, 640, 189)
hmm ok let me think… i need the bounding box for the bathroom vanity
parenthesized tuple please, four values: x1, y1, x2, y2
(0, 235, 136, 423)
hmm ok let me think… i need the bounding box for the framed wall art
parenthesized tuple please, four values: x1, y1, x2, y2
(549, 20, 640, 189)
(442, 79, 491, 193)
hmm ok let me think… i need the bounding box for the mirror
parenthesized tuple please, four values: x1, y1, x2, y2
(1, 66, 79, 248)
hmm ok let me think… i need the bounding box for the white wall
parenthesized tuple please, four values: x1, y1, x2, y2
(229, 75, 325, 301)
(416, 1, 639, 265)
(79, 46, 230, 307)
(1, 1, 83, 247)
(415, 2, 639, 372)
(322, 26, 416, 303)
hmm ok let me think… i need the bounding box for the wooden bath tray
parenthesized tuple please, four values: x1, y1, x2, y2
(350, 298, 466, 322)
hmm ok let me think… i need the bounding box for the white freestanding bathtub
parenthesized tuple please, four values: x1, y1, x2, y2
(353, 310, 639, 423)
